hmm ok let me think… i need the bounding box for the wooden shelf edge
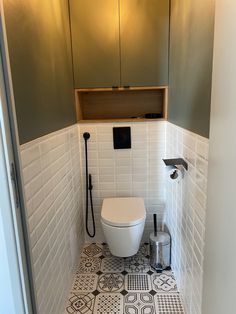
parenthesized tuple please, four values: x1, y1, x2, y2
(78, 118, 167, 124)
(76, 86, 168, 93)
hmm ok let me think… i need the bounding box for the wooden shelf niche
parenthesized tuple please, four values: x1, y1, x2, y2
(75, 86, 168, 123)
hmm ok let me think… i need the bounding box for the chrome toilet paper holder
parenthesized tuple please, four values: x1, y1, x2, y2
(163, 158, 188, 171)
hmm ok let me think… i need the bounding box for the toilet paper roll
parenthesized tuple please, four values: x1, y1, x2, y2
(166, 165, 184, 183)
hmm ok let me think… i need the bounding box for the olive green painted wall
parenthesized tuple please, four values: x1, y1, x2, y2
(168, 0, 215, 138)
(3, 0, 76, 144)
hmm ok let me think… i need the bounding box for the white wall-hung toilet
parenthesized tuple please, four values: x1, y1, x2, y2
(101, 197, 146, 257)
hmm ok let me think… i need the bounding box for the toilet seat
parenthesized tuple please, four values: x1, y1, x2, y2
(101, 197, 146, 227)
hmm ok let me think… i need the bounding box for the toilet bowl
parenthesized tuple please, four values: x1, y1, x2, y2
(101, 197, 146, 257)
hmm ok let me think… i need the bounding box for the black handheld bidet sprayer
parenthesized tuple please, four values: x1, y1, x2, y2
(83, 132, 96, 237)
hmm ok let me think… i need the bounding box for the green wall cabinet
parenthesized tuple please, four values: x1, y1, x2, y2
(120, 0, 169, 87)
(70, 0, 169, 88)
(70, 0, 120, 88)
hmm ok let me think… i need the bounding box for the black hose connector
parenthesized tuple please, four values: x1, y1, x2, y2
(83, 132, 90, 141)
(88, 174, 93, 190)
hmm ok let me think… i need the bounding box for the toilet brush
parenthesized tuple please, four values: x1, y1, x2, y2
(153, 214, 157, 237)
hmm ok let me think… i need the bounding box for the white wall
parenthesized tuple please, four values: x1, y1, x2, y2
(20, 125, 84, 314)
(165, 122, 209, 314)
(79, 122, 166, 243)
(202, 1, 236, 313)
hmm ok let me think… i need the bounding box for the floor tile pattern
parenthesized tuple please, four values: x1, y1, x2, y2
(66, 293, 95, 314)
(155, 294, 184, 313)
(98, 273, 124, 293)
(65, 243, 185, 314)
(126, 274, 151, 291)
(82, 243, 103, 258)
(152, 273, 177, 293)
(124, 256, 150, 273)
(101, 257, 124, 273)
(94, 293, 123, 314)
(78, 258, 101, 273)
(124, 293, 155, 314)
(71, 274, 98, 293)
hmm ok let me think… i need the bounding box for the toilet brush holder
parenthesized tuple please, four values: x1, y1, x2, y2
(149, 214, 171, 271)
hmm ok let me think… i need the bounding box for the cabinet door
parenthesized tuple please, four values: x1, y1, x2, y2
(70, 0, 120, 88)
(120, 0, 169, 87)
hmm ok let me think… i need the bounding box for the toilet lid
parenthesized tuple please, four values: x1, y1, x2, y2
(101, 197, 146, 227)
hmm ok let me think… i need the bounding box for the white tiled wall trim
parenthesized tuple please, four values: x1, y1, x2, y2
(79, 122, 166, 243)
(165, 122, 209, 314)
(20, 125, 84, 314)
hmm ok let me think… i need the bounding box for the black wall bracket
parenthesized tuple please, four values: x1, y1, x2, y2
(163, 158, 188, 171)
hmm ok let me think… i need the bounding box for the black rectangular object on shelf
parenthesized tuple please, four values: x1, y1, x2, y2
(113, 127, 131, 149)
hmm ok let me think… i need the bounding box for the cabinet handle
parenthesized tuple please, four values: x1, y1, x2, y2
(112, 86, 118, 89)
(123, 85, 130, 89)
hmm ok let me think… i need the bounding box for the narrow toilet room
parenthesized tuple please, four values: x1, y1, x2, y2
(1, 1, 235, 314)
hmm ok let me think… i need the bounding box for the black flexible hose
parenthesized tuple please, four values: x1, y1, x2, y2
(84, 133, 96, 237)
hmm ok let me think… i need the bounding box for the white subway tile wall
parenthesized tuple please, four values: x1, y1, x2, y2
(79, 122, 166, 243)
(20, 125, 84, 314)
(20, 121, 208, 314)
(165, 122, 209, 314)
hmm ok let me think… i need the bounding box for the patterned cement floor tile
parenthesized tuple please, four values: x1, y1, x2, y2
(71, 274, 98, 293)
(102, 243, 113, 257)
(65, 243, 184, 314)
(82, 243, 103, 258)
(65, 292, 95, 314)
(97, 273, 124, 293)
(124, 292, 155, 314)
(136, 243, 150, 258)
(151, 272, 177, 293)
(125, 274, 151, 292)
(94, 293, 124, 314)
(124, 256, 150, 273)
(155, 293, 185, 313)
(101, 257, 124, 273)
(78, 257, 101, 273)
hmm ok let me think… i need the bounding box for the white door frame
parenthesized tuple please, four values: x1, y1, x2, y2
(0, 120, 29, 314)
(0, 2, 36, 313)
